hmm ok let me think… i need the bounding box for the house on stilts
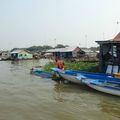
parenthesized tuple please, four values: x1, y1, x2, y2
(96, 32, 120, 74)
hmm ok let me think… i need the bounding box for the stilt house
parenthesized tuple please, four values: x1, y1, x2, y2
(96, 32, 120, 73)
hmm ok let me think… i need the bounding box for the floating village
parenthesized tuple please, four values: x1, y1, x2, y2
(1, 1, 120, 119)
(1, 32, 120, 96)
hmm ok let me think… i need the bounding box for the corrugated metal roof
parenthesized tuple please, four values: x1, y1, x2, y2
(11, 49, 32, 54)
(96, 32, 120, 44)
(11, 50, 23, 54)
(46, 46, 80, 52)
(81, 48, 92, 53)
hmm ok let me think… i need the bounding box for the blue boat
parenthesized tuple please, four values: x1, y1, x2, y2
(82, 78, 120, 96)
(31, 68, 53, 78)
(51, 68, 114, 84)
(51, 68, 120, 96)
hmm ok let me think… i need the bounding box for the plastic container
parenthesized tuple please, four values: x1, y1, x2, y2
(114, 73, 120, 78)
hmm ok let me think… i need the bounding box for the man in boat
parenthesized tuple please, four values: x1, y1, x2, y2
(51, 58, 65, 82)
(55, 58, 65, 70)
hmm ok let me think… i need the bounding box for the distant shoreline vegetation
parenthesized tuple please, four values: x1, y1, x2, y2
(10, 44, 99, 53)
(11, 44, 69, 52)
(43, 60, 99, 73)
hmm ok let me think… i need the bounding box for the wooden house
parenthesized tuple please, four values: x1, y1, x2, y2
(45, 46, 84, 59)
(10, 49, 33, 60)
(96, 32, 120, 73)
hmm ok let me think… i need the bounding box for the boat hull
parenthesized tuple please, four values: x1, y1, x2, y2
(88, 84, 120, 96)
(51, 68, 114, 85)
(83, 79, 120, 96)
(31, 69, 53, 78)
(59, 73, 83, 84)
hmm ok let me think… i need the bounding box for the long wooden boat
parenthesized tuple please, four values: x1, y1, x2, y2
(51, 68, 120, 96)
(51, 68, 114, 84)
(51, 68, 84, 84)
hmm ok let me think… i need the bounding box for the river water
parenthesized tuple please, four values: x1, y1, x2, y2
(0, 59, 120, 120)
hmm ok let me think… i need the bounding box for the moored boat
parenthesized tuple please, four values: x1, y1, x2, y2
(30, 68, 53, 78)
(51, 68, 85, 84)
(51, 68, 114, 84)
(82, 78, 120, 96)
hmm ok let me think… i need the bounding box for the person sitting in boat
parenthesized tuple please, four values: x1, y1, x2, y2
(55, 58, 65, 70)
(52, 58, 65, 82)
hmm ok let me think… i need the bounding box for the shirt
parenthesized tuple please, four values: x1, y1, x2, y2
(56, 60, 64, 69)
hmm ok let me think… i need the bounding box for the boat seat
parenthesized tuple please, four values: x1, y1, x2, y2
(112, 65, 119, 74)
(106, 65, 113, 74)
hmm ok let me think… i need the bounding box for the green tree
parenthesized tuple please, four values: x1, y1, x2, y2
(55, 44, 69, 48)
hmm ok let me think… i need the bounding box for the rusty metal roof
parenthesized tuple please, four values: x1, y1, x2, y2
(113, 32, 120, 41)
(96, 32, 120, 44)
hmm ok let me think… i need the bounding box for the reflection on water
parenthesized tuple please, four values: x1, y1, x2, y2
(53, 83, 120, 120)
(0, 60, 120, 120)
(10, 59, 51, 69)
(53, 83, 65, 102)
(100, 99, 120, 118)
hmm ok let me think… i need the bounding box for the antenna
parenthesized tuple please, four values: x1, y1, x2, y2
(85, 34, 87, 48)
(117, 21, 119, 24)
(115, 20, 119, 34)
(54, 38, 56, 47)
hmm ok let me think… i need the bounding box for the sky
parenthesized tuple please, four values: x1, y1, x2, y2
(0, 0, 120, 50)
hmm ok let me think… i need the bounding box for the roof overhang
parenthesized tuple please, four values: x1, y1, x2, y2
(96, 40, 120, 45)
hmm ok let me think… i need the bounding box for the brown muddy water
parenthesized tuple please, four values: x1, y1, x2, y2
(0, 59, 120, 120)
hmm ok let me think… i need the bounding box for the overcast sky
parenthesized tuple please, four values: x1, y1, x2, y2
(0, 0, 120, 50)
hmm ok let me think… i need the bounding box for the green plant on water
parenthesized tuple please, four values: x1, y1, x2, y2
(43, 60, 99, 73)
(42, 61, 56, 73)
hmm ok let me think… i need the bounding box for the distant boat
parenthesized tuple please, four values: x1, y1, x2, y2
(51, 68, 113, 84)
(30, 68, 53, 78)
(82, 78, 120, 96)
